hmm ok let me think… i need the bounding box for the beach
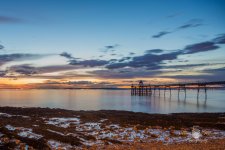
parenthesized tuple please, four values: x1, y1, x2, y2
(0, 106, 225, 149)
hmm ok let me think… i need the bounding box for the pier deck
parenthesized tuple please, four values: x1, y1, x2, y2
(131, 81, 225, 97)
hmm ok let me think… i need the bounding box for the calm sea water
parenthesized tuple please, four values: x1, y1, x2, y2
(0, 89, 224, 114)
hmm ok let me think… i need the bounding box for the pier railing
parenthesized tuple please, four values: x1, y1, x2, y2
(131, 81, 225, 98)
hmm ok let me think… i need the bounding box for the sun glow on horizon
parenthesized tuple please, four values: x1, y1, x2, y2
(0, 76, 182, 89)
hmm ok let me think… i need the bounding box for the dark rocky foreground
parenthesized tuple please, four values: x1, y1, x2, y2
(0, 106, 225, 149)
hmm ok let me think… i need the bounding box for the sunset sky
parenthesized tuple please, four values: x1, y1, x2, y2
(0, 0, 225, 88)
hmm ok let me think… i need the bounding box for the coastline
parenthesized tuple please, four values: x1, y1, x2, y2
(1, 106, 225, 149)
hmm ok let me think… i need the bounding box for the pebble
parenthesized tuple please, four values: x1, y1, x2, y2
(2, 137, 10, 143)
(202, 130, 211, 136)
(180, 130, 188, 137)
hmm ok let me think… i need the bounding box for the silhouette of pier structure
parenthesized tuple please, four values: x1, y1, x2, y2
(131, 80, 225, 98)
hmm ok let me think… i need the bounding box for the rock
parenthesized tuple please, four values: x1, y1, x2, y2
(202, 130, 211, 136)
(28, 146, 35, 150)
(134, 137, 140, 142)
(57, 146, 64, 150)
(154, 126, 162, 129)
(2, 137, 10, 144)
(180, 130, 188, 137)
(113, 135, 119, 139)
(170, 129, 175, 136)
(169, 126, 175, 130)
(19, 143, 26, 150)
(192, 127, 202, 140)
(164, 136, 169, 141)
(15, 139, 21, 144)
(124, 135, 129, 140)
(151, 134, 159, 138)
(119, 128, 124, 132)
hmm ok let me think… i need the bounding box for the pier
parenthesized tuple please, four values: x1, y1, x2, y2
(131, 81, 225, 98)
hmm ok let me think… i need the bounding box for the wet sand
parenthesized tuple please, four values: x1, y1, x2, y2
(0, 106, 225, 149)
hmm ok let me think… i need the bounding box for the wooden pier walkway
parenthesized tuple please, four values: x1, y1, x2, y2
(131, 81, 225, 98)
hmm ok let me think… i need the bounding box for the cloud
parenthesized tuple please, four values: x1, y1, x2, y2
(183, 42, 219, 54)
(101, 44, 119, 53)
(152, 19, 203, 38)
(89, 68, 162, 79)
(208, 67, 225, 72)
(60, 51, 113, 68)
(129, 52, 135, 55)
(67, 81, 93, 85)
(105, 34, 225, 70)
(44, 80, 93, 85)
(145, 49, 164, 54)
(152, 31, 170, 38)
(177, 23, 201, 29)
(60, 50, 113, 67)
(177, 19, 203, 29)
(0, 71, 7, 77)
(0, 53, 46, 66)
(166, 12, 182, 18)
(41, 80, 117, 88)
(2, 34, 225, 82)
(105, 44, 119, 49)
(181, 34, 225, 54)
(162, 63, 225, 71)
(0, 15, 23, 23)
(0, 44, 4, 50)
(59, 34, 225, 80)
(60, 52, 74, 59)
(105, 62, 128, 69)
(69, 59, 109, 67)
(162, 63, 210, 69)
(213, 34, 225, 44)
(106, 50, 182, 69)
(109, 59, 117, 62)
(4, 64, 84, 76)
(38, 65, 83, 73)
(118, 57, 131, 62)
(8, 65, 37, 76)
(162, 67, 225, 82)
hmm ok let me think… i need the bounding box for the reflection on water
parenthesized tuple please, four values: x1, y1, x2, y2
(0, 89, 224, 114)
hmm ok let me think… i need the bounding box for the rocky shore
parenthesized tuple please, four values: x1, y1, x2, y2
(0, 107, 225, 149)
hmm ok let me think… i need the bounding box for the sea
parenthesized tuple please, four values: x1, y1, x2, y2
(0, 89, 224, 114)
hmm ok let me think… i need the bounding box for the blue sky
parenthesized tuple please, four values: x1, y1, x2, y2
(0, 0, 225, 88)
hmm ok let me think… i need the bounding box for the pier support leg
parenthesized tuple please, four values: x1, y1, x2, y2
(149, 86, 152, 95)
(204, 86, 207, 100)
(178, 87, 180, 99)
(134, 88, 136, 95)
(197, 87, 200, 100)
(131, 87, 133, 95)
(164, 87, 166, 97)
